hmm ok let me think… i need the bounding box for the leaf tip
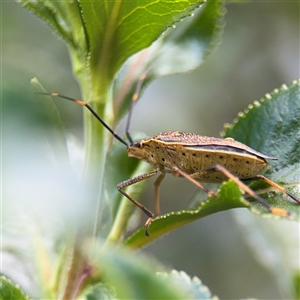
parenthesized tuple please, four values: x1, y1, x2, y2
(30, 77, 38, 84)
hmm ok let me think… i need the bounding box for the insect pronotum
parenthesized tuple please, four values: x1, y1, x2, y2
(38, 77, 300, 236)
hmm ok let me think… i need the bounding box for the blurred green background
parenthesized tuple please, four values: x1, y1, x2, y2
(2, 2, 299, 299)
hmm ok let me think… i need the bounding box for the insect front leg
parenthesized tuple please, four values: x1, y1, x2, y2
(117, 168, 159, 236)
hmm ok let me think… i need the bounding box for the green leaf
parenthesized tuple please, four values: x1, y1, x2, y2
(20, 1, 207, 92)
(80, 1, 205, 85)
(124, 180, 248, 248)
(82, 241, 187, 299)
(79, 248, 219, 299)
(223, 80, 300, 183)
(114, 0, 226, 122)
(18, 1, 85, 48)
(143, 0, 226, 76)
(0, 275, 29, 300)
(157, 270, 219, 300)
(223, 79, 300, 216)
(19, 1, 87, 77)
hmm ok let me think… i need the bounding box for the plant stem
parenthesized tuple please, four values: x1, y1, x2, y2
(106, 196, 133, 244)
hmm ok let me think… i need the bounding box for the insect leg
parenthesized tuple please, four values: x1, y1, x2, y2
(245, 174, 300, 204)
(117, 168, 158, 236)
(207, 165, 292, 217)
(171, 166, 216, 197)
(154, 173, 166, 216)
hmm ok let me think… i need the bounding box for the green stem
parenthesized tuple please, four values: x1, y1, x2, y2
(77, 77, 114, 238)
(106, 196, 133, 244)
(87, 111, 110, 237)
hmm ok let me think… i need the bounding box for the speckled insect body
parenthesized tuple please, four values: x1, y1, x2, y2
(128, 131, 272, 182)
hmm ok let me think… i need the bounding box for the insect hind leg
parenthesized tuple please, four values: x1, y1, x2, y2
(244, 174, 300, 204)
(207, 164, 292, 217)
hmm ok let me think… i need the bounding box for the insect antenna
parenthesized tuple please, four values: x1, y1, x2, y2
(36, 92, 128, 146)
(125, 70, 150, 144)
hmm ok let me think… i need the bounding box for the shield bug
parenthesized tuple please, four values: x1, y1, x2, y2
(38, 81, 300, 236)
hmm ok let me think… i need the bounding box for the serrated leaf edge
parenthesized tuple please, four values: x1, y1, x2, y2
(0, 275, 30, 299)
(221, 78, 300, 136)
(157, 270, 219, 300)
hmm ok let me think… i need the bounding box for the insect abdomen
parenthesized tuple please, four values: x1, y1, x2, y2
(176, 147, 269, 182)
(129, 136, 270, 183)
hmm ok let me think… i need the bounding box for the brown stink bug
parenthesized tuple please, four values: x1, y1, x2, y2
(37, 79, 300, 236)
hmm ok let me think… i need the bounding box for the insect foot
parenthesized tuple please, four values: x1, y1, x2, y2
(247, 174, 300, 204)
(145, 218, 154, 237)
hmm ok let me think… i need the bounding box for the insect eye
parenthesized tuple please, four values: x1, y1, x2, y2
(132, 142, 141, 148)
